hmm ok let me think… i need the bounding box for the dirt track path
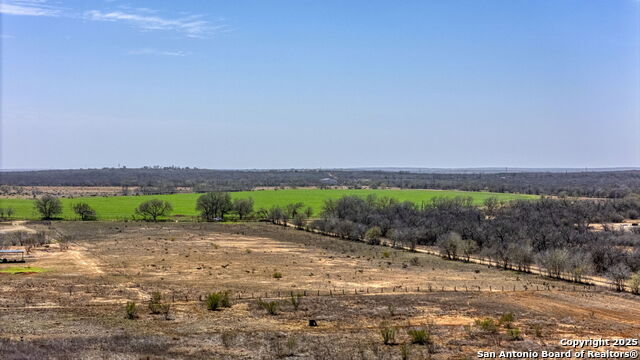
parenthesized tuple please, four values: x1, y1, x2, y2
(0, 221, 37, 234)
(65, 245, 104, 275)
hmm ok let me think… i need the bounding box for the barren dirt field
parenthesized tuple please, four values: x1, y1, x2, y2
(1, 222, 639, 359)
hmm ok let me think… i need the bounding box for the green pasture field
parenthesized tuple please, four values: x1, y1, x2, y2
(0, 188, 537, 221)
(0, 266, 47, 274)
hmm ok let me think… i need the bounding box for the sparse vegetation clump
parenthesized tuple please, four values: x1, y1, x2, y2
(407, 328, 431, 345)
(257, 298, 279, 315)
(272, 271, 283, 279)
(507, 328, 523, 341)
(125, 301, 138, 319)
(499, 312, 515, 328)
(206, 291, 232, 311)
(289, 293, 301, 310)
(629, 273, 640, 295)
(148, 291, 171, 317)
(365, 226, 382, 245)
(379, 322, 396, 345)
(475, 318, 498, 334)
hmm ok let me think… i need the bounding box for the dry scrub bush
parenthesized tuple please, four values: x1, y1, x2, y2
(289, 293, 301, 311)
(475, 318, 498, 334)
(257, 298, 279, 315)
(125, 301, 138, 319)
(499, 312, 515, 328)
(148, 292, 163, 314)
(507, 328, 523, 341)
(206, 291, 232, 311)
(629, 273, 640, 295)
(400, 344, 410, 360)
(379, 322, 396, 345)
(407, 328, 431, 345)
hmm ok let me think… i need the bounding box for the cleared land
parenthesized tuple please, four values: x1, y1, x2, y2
(1, 221, 638, 359)
(0, 188, 537, 220)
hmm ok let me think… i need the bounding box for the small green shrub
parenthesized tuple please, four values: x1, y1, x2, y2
(206, 291, 232, 311)
(531, 323, 543, 338)
(475, 318, 498, 334)
(380, 322, 396, 345)
(499, 312, 515, 328)
(220, 290, 232, 308)
(407, 328, 431, 345)
(125, 301, 138, 319)
(507, 328, 523, 341)
(148, 291, 163, 314)
(400, 344, 410, 360)
(382, 251, 391, 258)
(257, 298, 279, 315)
(273, 271, 283, 279)
(290, 293, 301, 311)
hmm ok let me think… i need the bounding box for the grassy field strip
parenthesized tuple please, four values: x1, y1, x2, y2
(0, 189, 536, 220)
(0, 266, 46, 274)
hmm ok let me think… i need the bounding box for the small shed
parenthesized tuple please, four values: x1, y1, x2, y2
(0, 250, 25, 263)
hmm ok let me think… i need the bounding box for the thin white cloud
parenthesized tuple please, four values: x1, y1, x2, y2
(85, 9, 223, 38)
(1, 1, 229, 39)
(0, 0, 62, 17)
(128, 48, 188, 57)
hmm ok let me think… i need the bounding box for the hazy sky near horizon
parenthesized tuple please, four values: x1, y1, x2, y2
(1, 0, 639, 170)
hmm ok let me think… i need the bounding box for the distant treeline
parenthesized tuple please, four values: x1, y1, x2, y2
(1, 168, 640, 198)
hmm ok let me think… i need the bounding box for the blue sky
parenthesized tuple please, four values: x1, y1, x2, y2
(1, 0, 638, 169)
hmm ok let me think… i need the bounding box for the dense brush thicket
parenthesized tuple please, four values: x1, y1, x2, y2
(308, 195, 640, 284)
(1, 168, 639, 198)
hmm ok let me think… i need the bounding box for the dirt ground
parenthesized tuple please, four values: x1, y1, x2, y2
(0, 186, 193, 199)
(1, 222, 639, 359)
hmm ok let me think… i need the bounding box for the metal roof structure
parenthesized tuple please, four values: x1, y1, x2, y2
(0, 250, 25, 253)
